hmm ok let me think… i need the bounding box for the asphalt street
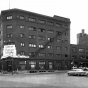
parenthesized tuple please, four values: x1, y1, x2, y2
(0, 72, 88, 88)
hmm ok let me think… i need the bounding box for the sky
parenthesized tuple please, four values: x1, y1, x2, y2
(0, 0, 88, 44)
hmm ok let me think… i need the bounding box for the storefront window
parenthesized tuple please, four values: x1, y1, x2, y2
(39, 61, 45, 70)
(49, 62, 53, 69)
(29, 61, 36, 69)
(19, 61, 26, 70)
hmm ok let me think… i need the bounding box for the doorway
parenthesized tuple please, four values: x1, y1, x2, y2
(7, 61, 12, 72)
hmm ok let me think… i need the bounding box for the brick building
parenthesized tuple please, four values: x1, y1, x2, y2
(0, 8, 71, 72)
(70, 44, 88, 68)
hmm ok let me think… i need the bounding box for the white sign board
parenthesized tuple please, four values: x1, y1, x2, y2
(3, 45, 17, 57)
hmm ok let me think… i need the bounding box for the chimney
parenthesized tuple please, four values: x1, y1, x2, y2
(82, 29, 85, 36)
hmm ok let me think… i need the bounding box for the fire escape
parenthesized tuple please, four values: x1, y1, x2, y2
(30, 31, 61, 58)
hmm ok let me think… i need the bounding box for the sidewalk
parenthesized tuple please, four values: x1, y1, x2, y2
(0, 70, 68, 75)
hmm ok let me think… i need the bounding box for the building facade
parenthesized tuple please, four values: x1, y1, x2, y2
(70, 44, 88, 68)
(0, 9, 71, 72)
(77, 29, 88, 45)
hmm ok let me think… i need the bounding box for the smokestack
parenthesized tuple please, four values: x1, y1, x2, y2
(77, 34, 80, 44)
(82, 29, 85, 36)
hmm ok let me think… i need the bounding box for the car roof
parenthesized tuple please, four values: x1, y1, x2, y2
(72, 69, 83, 70)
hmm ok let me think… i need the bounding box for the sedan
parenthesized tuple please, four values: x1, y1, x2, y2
(67, 68, 86, 76)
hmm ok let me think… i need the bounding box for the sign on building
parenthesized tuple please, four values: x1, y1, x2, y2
(3, 45, 17, 57)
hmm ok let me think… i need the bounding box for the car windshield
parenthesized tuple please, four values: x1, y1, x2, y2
(83, 69, 88, 71)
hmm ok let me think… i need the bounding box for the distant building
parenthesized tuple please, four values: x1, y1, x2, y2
(0, 8, 71, 72)
(77, 29, 88, 45)
(70, 44, 88, 68)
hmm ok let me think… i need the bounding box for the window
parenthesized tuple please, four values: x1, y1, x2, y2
(39, 61, 45, 69)
(47, 21, 54, 25)
(47, 30, 54, 34)
(49, 62, 53, 69)
(21, 42, 25, 46)
(20, 51, 25, 55)
(64, 25, 68, 28)
(19, 16, 24, 19)
(57, 39, 61, 42)
(20, 25, 24, 28)
(29, 61, 36, 69)
(65, 47, 68, 50)
(65, 33, 68, 36)
(38, 28, 45, 32)
(55, 23, 62, 27)
(39, 53, 45, 56)
(7, 33, 12, 38)
(39, 45, 44, 48)
(19, 61, 26, 70)
(19, 61, 26, 64)
(29, 27, 36, 31)
(65, 54, 68, 57)
(38, 19, 45, 24)
(29, 44, 36, 47)
(20, 33, 25, 38)
(38, 36, 45, 40)
(56, 54, 61, 57)
(64, 40, 68, 43)
(72, 55, 77, 59)
(7, 16, 12, 19)
(79, 49, 84, 53)
(29, 52, 36, 56)
(72, 48, 76, 52)
(47, 45, 53, 49)
(56, 31, 61, 36)
(29, 17, 35, 22)
(29, 35, 36, 39)
(7, 25, 12, 29)
(56, 46, 61, 50)
(48, 37, 51, 41)
(48, 53, 54, 57)
(80, 56, 85, 59)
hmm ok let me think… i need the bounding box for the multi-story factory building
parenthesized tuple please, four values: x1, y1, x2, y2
(0, 9, 71, 72)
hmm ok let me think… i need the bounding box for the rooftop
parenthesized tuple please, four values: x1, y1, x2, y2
(1, 8, 70, 23)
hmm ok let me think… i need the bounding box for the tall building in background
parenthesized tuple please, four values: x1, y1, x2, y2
(0, 9, 71, 72)
(77, 29, 88, 45)
(70, 44, 88, 68)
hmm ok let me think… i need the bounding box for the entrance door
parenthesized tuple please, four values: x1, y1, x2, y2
(56, 62, 62, 70)
(7, 61, 12, 72)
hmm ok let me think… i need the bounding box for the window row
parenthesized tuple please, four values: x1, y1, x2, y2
(20, 43, 68, 49)
(6, 33, 68, 42)
(72, 48, 86, 53)
(20, 43, 68, 50)
(19, 52, 68, 58)
(6, 15, 69, 28)
(19, 61, 53, 70)
(21, 51, 62, 57)
(6, 25, 68, 36)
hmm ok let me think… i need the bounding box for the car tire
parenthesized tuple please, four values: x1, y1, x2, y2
(78, 74, 80, 76)
(68, 73, 71, 76)
(86, 74, 88, 76)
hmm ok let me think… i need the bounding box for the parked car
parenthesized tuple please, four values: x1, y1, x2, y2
(67, 68, 87, 76)
(82, 68, 88, 76)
